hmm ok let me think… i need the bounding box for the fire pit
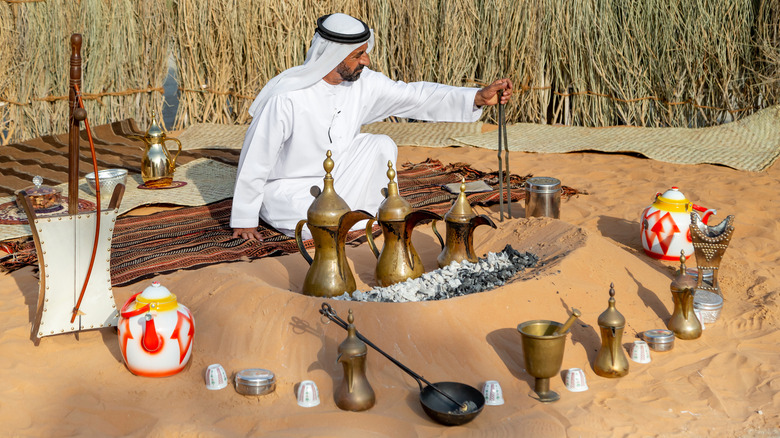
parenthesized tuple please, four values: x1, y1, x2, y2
(334, 245, 538, 302)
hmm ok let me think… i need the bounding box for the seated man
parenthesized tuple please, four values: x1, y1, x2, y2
(231, 13, 512, 241)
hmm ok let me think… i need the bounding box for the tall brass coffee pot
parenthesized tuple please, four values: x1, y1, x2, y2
(667, 251, 702, 339)
(131, 111, 182, 186)
(365, 162, 441, 286)
(295, 151, 372, 297)
(335, 309, 375, 411)
(432, 179, 496, 267)
(593, 283, 629, 378)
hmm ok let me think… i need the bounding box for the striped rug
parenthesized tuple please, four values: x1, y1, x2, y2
(1, 159, 582, 286)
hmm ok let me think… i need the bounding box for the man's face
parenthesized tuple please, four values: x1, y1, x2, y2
(336, 43, 370, 82)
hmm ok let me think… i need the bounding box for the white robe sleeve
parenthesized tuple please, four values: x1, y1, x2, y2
(230, 97, 293, 228)
(362, 71, 483, 124)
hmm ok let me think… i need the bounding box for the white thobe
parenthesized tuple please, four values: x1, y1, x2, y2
(231, 68, 483, 236)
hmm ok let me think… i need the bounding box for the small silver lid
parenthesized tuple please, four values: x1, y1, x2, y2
(235, 368, 275, 387)
(644, 329, 675, 343)
(525, 177, 561, 193)
(694, 290, 723, 310)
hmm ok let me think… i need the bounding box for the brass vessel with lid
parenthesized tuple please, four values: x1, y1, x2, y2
(593, 283, 629, 378)
(667, 251, 702, 339)
(335, 309, 376, 411)
(131, 111, 182, 186)
(294, 150, 372, 297)
(432, 179, 496, 267)
(366, 161, 441, 286)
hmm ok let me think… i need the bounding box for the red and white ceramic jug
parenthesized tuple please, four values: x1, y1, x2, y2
(640, 187, 716, 261)
(118, 281, 194, 377)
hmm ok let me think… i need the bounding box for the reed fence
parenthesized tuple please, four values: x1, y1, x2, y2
(1, 0, 778, 144)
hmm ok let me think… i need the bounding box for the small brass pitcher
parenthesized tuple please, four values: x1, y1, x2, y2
(432, 179, 496, 267)
(131, 111, 182, 186)
(366, 162, 441, 286)
(295, 151, 372, 297)
(667, 251, 702, 340)
(594, 283, 629, 378)
(335, 309, 376, 411)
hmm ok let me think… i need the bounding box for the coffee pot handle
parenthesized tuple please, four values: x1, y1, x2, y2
(294, 220, 313, 265)
(431, 220, 444, 249)
(365, 218, 380, 258)
(163, 137, 183, 168)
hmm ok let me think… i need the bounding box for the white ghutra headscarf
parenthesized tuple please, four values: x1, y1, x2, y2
(248, 13, 375, 117)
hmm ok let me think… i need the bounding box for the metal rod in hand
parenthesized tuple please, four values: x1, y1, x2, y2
(497, 91, 505, 221)
(501, 101, 511, 218)
(320, 303, 466, 409)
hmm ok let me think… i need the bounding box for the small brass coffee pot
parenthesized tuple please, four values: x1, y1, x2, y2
(295, 151, 372, 297)
(594, 283, 629, 378)
(667, 251, 702, 340)
(432, 179, 496, 267)
(335, 309, 376, 411)
(366, 162, 441, 286)
(131, 111, 182, 186)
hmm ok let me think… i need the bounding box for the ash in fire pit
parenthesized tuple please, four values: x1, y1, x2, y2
(334, 245, 538, 302)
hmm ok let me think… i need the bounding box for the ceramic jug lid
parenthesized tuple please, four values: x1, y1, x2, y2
(135, 281, 178, 311)
(653, 187, 691, 212)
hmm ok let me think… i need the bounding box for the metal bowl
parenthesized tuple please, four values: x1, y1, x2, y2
(234, 368, 276, 396)
(85, 169, 128, 198)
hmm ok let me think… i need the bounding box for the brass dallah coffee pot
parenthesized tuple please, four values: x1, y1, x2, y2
(432, 179, 496, 267)
(667, 251, 702, 340)
(131, 111, 182, 186)
(593, 283, 629, 378)
(366, 162, 441, 286)
(335, 309, 376, 411)
(295, 151, 372, 297)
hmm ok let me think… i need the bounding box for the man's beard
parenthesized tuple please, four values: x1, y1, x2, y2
(336, 63, 364, 82)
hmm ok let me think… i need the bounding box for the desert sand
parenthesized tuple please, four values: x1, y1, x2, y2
(1, 143, 778, 437)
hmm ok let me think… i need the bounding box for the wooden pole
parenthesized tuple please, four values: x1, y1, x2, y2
(68, 34, 82, 215)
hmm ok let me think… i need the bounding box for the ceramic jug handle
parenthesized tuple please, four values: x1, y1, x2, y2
(295, 220, 313, 265)
(365, 218, 379, 258)
(431, 220, 444, 249)
(164, 137, 183, 168)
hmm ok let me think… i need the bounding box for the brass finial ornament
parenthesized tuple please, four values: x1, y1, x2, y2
(335, 309, 376, 411)
(366, 161, 442, 286)
(295, 150, 372, 297)
(432, 178, 496, 267)
(593, 283, 629, 378)
(667, 251, 702, 339)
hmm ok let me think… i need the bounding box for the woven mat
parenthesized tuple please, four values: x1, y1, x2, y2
(0, 158, 237, 241)
(176, 121, 484, 150)
(453, 105, 780, 172)
(0, 159, 584, 285)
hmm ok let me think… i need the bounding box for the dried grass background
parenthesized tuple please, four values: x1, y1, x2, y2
(1, 0, 778, 144)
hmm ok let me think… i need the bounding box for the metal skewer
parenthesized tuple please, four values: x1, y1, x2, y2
(501, 98, 511, 218)
(497, 91, 505, 221)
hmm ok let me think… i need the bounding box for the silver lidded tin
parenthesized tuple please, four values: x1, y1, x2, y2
(685, 268, 714, 286)
(525, 177, 561, 219)
(643, 329, 675, 352)
(693, 290, 723, 324)
(235, 368, 276, 396)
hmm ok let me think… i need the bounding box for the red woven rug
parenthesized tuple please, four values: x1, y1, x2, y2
(0, 159, 583, 286)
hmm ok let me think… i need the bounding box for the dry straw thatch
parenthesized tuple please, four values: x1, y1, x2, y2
(1, 0, 778, 144)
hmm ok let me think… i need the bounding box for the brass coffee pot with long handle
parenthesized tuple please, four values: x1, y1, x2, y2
(366, 162, 441, 286)
(667, 251, 702, 339)
(336, 309, 376, 411)
(295, 150, 372, 297)
(432, 179, 496, 267)
(130, 111, 182, 186)
(593, 283, 629, 378)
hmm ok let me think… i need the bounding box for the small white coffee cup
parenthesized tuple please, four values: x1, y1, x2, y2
(205, 364, 228, 390)
(297, 380, 320, 407)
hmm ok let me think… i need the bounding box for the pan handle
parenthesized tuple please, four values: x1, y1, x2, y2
(320, 303, 464, 408)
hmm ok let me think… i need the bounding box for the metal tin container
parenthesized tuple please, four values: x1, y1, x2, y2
(525, 177, 561, 219)
(643, 329, 675, 352)
(235, 368, 276, 396)
(693, 290, 723, 324)
(686, 268, 714, 286)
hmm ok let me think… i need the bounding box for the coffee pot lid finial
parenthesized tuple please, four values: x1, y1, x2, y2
(598, 282, 625, 329)
(444, 178, 477, 223)
(377, 161, 412, 221)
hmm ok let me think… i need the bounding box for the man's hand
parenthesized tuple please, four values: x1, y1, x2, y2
(474, 78, 513, 107)
(232, 227, 264, 242)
